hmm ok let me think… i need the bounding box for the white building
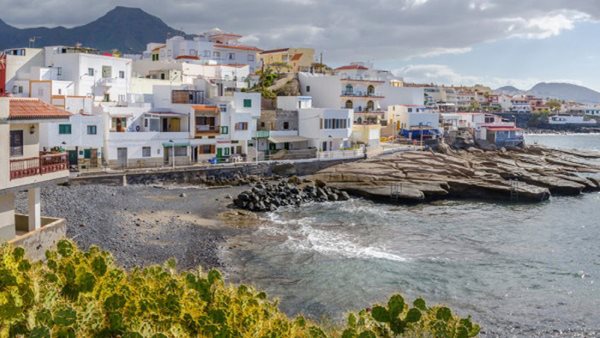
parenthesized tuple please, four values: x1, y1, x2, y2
(548, 115, 597, 125)
(142, 29, 262, 73)
(1, 98, 70, 260)
(298, 107, 353, 151)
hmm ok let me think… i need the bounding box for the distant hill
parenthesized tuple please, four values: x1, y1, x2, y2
(0, 6, 191, 52)
(494, 86, 524, 96)
(494, 82, 600, 104)
(528, 82, 600, 104)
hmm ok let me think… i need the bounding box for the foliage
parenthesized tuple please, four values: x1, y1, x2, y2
(528, 111, 550, 127)
(546, 99, 562, 112)
(0, 241, 480, 337)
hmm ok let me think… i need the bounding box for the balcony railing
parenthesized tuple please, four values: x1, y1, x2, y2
(10, 153, 68, 180)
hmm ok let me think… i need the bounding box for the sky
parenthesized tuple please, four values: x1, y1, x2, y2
(1, 0, 599, 91)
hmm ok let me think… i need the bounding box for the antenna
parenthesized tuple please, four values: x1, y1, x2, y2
(29, 36, 42, 48)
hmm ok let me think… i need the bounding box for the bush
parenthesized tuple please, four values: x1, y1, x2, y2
(0, 240, 479, 337)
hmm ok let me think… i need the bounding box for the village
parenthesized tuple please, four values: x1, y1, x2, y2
(2, 28, 600, 257)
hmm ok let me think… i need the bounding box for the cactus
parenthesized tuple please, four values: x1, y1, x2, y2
(0, 241, 480, 337)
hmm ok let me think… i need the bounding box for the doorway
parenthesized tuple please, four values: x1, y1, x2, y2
(117, 148, 127, 168)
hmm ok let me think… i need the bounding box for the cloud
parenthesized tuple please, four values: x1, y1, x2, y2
(0, 0, 598, 64)
(393, 64, 585, 89)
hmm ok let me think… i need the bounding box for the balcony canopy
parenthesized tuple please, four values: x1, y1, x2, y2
(268, 136, 310, 144)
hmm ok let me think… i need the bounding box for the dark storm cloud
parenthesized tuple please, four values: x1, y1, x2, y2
(1, 0, 598, 61)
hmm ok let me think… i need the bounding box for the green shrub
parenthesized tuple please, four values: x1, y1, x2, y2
(0, 240, 479, 337)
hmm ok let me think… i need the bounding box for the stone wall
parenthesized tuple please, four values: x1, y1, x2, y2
(71, 158, 359, 187)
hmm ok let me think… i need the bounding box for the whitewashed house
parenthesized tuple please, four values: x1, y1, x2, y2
(0, 97, 70, 260)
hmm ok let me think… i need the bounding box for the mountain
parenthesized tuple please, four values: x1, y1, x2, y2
(527, 82, 600, 104)
(0, 6, 191, 52)
(494, 86, 524, 96)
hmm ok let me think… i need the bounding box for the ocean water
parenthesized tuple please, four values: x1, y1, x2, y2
(222, 134, 600, 336)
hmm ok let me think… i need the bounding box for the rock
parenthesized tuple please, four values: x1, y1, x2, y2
(309, 147, 600, 204)
(180, 193, 187, 198)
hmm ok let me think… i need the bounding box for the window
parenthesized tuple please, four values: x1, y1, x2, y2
(58, 89, 62, 95)
(220, 126, 229, 134)
(56, 67, 63, 76)
(283, 121, 289, 130)
(306, 85, 310, 92)
(103, 94, 110, 102)
(87, 125, 97, 135)
(142, 147, 151, 157)
(119, 71, 125, 79)
(174, 146, 187, 157)
(243, 99, 252, 108)
(152, 54, 159, 61)
(228, 53, 235, 60)
(102, 65, 112, 78)
(9, 130, 23, 157)
(344, 84, 353, 95)
(345, 100, 353, 109)
(88, 68, 95, 76)
(235, 122, 248, 130)
(199, 145, 215, 154)
(59, 124, 72, 135)
(247, 54, 255, 61)
(223, 147, 230, 156)
(204, 50, 211, 57)
(213, 51, 221, 58)
(189, 49, 197, 56)
(218, 104, 227, 112)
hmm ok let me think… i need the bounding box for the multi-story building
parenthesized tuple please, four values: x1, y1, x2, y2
(142, 29, 262, 73)
(1, 97, 70, 260)
(259, 48, 315, 73)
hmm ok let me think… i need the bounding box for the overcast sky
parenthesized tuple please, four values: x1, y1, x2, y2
(1, 0, 599, 90)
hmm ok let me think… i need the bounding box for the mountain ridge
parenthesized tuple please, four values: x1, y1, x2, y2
(494, 82, 600, 104)
(0, 6, 191, 52)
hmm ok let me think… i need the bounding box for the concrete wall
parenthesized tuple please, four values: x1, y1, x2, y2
(9, 215, 66, 261)
(71, 158, 361, 186)
(0, 193, 16, 241)
(298, 73, 341, 109)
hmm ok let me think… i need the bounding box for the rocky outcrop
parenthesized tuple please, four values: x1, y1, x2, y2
(311, 146, 600, 204)
(233, 180, 350, 212)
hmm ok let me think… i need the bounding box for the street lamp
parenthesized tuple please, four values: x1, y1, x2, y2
(169, 139, 175, 169)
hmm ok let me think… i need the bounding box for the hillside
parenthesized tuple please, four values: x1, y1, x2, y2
(0, 6, 190, 52)
(494, 86, 524, 96)
(528, 82, 600, 104)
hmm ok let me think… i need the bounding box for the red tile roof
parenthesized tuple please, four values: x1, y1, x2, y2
(214, 44, 263, 52)
(192, 105, 220, 113)
(335, 65, 369, 71)
(8, 99, 71, 120)
(260, 48, 290, 54)
(290, 53, 303, 61)
(175, 55, 200, 60)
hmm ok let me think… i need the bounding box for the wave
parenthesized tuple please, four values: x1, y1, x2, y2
(282, 224, 408, 263)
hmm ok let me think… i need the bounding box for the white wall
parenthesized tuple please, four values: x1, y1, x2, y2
(276, 96, 313, 110)
(380, 86, 424, 109)
(39, 114, 104, 150)
(299, 73, 342, 109)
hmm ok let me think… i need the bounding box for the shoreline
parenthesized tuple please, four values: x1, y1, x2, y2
(15, 184, 255, 270)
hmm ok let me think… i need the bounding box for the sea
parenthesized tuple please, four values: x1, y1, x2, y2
(222, 134, 600, 337)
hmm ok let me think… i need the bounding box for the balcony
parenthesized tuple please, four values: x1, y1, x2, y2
(341, 91, 384, 98)
(9, 153, 68, 180)
(195, 125, 220, 137)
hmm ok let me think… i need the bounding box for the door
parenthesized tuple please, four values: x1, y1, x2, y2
(170, 118, 180, 132)
(90, 149, 98, 168)
(322, 141, 328, 151)
(216, 148, 223, 159)
(67, 150, 78, 166)
(117, 148, 127, 168)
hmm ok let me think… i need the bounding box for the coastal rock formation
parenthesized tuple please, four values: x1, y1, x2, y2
(233, 180, 350, 212)
(311, 145, 600, 204)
